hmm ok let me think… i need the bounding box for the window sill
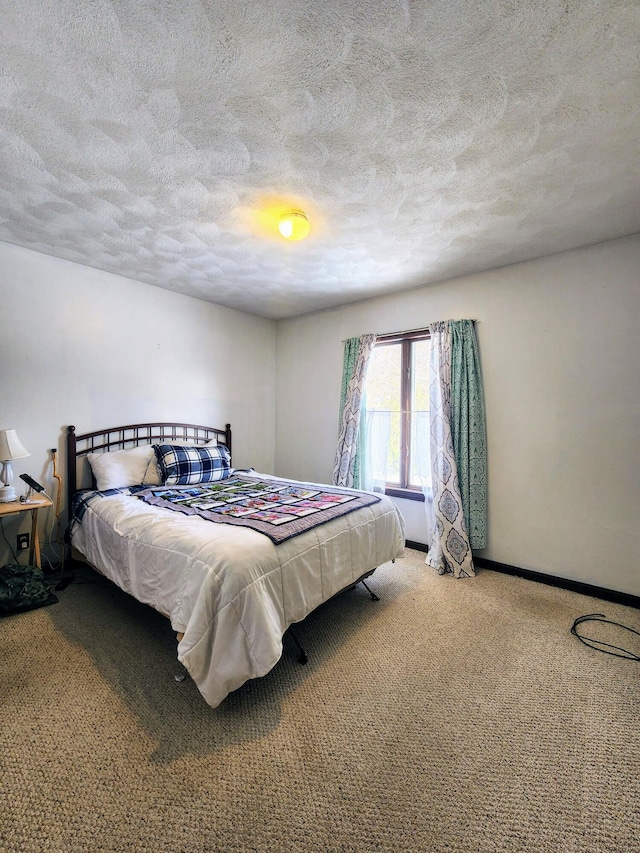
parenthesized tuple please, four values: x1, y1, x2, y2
(385, 487, 425, 502)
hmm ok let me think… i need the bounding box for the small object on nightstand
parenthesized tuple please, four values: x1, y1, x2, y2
(19, 473, 51, 503)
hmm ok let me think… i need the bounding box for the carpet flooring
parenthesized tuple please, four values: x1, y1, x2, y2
(1, 549, 638, 853)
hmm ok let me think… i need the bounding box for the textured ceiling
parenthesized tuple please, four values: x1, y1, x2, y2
(1, 1, 639, 320)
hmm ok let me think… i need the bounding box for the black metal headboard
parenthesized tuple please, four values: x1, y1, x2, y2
(66, 421, 232, 519)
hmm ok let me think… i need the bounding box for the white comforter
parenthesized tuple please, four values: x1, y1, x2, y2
(71, 476, 405, 708)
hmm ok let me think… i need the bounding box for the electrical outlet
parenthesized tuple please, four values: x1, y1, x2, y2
(17, 532, 30, 551)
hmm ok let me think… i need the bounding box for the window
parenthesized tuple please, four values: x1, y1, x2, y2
(364, 330, 431, 500)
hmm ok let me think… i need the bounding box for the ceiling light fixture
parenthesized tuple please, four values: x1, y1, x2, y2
(278, 210, 310, 241)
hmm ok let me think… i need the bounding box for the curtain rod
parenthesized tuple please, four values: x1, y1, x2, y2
(342, 320, 477, 343)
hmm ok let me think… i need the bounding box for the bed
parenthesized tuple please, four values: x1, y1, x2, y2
(66, 421, 406, 709)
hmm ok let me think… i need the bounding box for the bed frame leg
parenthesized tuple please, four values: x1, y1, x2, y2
(359, 579, 380, 601)
(287, 628, 308, 665)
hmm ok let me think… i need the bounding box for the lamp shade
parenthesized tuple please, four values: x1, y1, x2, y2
(0, 430, 30, 501)
(0, 429, 30, 462)
(278, 210, 310, 241)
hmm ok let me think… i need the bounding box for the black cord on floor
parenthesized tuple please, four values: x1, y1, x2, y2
(571, 613, 640, 662)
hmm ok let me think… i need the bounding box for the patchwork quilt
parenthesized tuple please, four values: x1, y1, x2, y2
(136, 474, 381, 544)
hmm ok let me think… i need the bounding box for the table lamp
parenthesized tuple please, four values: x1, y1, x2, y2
(0, 429, 31, 502)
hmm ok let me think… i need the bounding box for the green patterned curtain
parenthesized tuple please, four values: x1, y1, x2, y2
(449, 320, 487, 549)
(337, 337, 359, 428)
(333, 335, 376, 488)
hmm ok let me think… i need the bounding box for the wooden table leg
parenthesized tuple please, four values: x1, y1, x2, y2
(29, 507, 41, 569)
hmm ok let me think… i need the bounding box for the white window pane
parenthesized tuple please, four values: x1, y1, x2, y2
(366, 345, 401, 411)
(386, 411, 401, 484)
(410, 339, 431, 488)
(411, 339, 430, 411)
(410, 411, 431, 488)
(366, 345, 401, 484)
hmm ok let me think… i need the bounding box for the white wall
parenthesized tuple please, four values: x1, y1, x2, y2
(3, 237, 639, 596)
(0, 242, 276, 566)
(275, 235, 640, 597)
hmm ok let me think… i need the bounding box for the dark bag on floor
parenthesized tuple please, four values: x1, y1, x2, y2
(0, 563, 58, 615)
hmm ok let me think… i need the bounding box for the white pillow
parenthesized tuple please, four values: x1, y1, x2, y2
(87, 445, 161, 490)
(86, 440, 221, 490)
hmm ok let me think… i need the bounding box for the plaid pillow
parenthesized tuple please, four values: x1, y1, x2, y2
(153, 444, 231, 486)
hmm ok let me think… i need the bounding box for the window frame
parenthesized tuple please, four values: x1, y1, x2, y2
(370, 329, 430, 502)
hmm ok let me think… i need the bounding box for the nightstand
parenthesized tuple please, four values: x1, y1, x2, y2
(0, 497, 53, 569)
